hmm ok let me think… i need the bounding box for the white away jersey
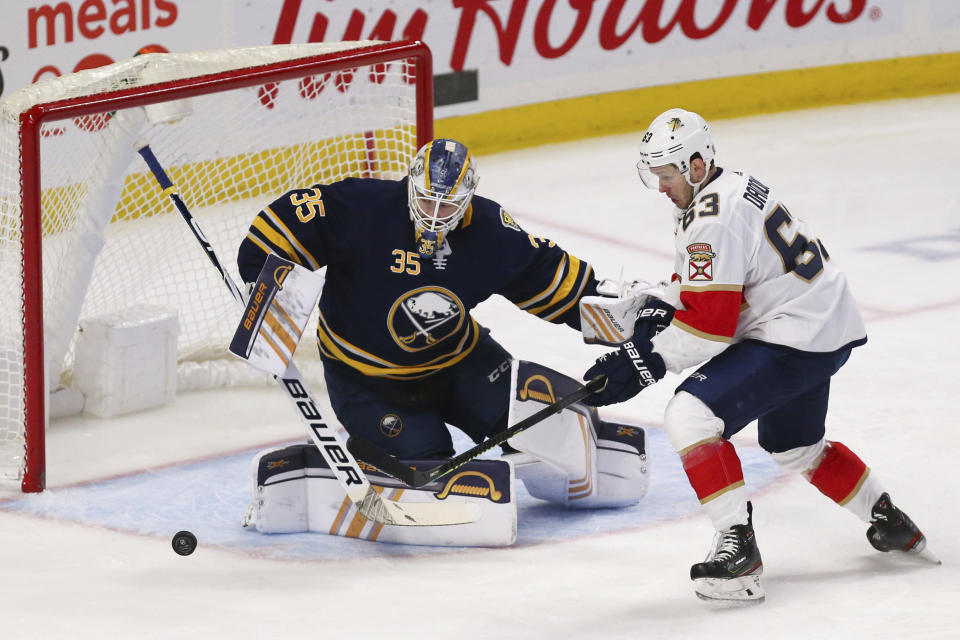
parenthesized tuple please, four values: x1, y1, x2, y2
(651, 168, 866, 373)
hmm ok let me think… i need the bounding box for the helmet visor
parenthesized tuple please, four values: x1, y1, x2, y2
(636, 159, 661, 190)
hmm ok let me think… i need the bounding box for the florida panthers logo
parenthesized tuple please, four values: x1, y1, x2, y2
(388, 287, 465, 352)
(687, 242, 716, 281)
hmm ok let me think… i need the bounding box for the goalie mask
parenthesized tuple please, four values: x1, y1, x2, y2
(407, 138, 478, 257)
(636, 108, 716, 197)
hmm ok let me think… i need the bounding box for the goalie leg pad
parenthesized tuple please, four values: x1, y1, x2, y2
(244, 444, 517, 547)
(595, 420, 650, 507)
(505, 360, 649, 508)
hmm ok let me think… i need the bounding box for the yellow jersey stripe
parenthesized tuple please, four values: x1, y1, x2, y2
(529, 255, 582, 316)
(516, 255, 566, 309)
(543, 264, 592, 322)
(245, 234, 272, 257)
(251, 216, 299, 263)
(315, 320, 481, 378)
(263, 205, 321, 270)
(318, 309, 478, 369)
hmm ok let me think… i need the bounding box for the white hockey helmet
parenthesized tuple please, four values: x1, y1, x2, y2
(407, 138, 478, 256)
(636, 108, 716, 195)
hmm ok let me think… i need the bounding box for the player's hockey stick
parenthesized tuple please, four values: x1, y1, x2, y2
(347, 374, 607, 488)
(136, 143, 479, 527)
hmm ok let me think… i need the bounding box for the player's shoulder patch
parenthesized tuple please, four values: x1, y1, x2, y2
(499, 208, 523, 232)
(686, 242, 716, 281)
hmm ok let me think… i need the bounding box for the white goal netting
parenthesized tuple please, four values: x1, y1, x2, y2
(0, 41, 429, 489)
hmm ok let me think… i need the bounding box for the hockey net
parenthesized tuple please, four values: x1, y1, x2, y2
(0, 40, 433, 491)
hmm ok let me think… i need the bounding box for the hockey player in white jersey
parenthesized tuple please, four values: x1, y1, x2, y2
(582, 108, 936, 603)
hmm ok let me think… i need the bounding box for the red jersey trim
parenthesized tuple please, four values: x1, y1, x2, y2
(673, 286, 743, 340)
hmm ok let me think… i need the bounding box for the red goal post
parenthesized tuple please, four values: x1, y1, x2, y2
(1, 40, 434, 492)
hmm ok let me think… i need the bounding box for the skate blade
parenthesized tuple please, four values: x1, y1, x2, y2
(914, 546, 942, 565)
(693, 574, 765, 604)
(904, 535, 942, 565)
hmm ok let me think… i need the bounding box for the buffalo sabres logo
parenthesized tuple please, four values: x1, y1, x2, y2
(410, 154, 425, 177)
(687, 242, 716, 281)
(668, 117, 684, 132)
(379, 414, 403, 438)
(500, 208, 522, 232)
(461, 163, 477, 189)
(388, 286, 465, 352)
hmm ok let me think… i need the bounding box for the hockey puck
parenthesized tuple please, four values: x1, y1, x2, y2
(172, 530, 197, 556)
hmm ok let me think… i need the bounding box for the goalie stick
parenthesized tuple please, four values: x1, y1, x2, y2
(347, 374, 607, 488)
(136, 143, 479, 527)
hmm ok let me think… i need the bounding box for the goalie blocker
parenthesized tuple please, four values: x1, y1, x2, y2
(229, 253, 324, 376)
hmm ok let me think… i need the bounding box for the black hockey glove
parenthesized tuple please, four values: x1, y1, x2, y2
(633, 297, 675, 342)
(582, 337, 666, 406)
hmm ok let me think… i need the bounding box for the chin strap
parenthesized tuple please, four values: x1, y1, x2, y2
(687, 164, 716, 199)
(687, 174, 709, 199)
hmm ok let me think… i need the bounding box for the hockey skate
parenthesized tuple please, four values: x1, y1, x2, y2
(690, 502, 765, 603)
(867, 493, 940, 564)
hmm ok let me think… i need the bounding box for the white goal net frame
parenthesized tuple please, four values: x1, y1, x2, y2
(0, 40, 434, 492)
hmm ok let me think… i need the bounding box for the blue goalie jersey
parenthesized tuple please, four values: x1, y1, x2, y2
(237, 177, 597, 380)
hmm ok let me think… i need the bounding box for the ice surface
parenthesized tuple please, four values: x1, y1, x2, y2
(1, 95, 958, 639)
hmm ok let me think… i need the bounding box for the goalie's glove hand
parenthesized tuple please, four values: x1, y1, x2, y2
(582, 337, 666, 406)
(633, 297, 675, 342)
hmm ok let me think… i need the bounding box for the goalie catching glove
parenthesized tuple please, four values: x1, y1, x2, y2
(580, 279, 673, 346)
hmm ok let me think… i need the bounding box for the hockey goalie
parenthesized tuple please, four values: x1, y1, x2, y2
(231, 137, 652, 547)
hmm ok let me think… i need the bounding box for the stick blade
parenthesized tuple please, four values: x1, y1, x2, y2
(360, 495, 482, 526)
